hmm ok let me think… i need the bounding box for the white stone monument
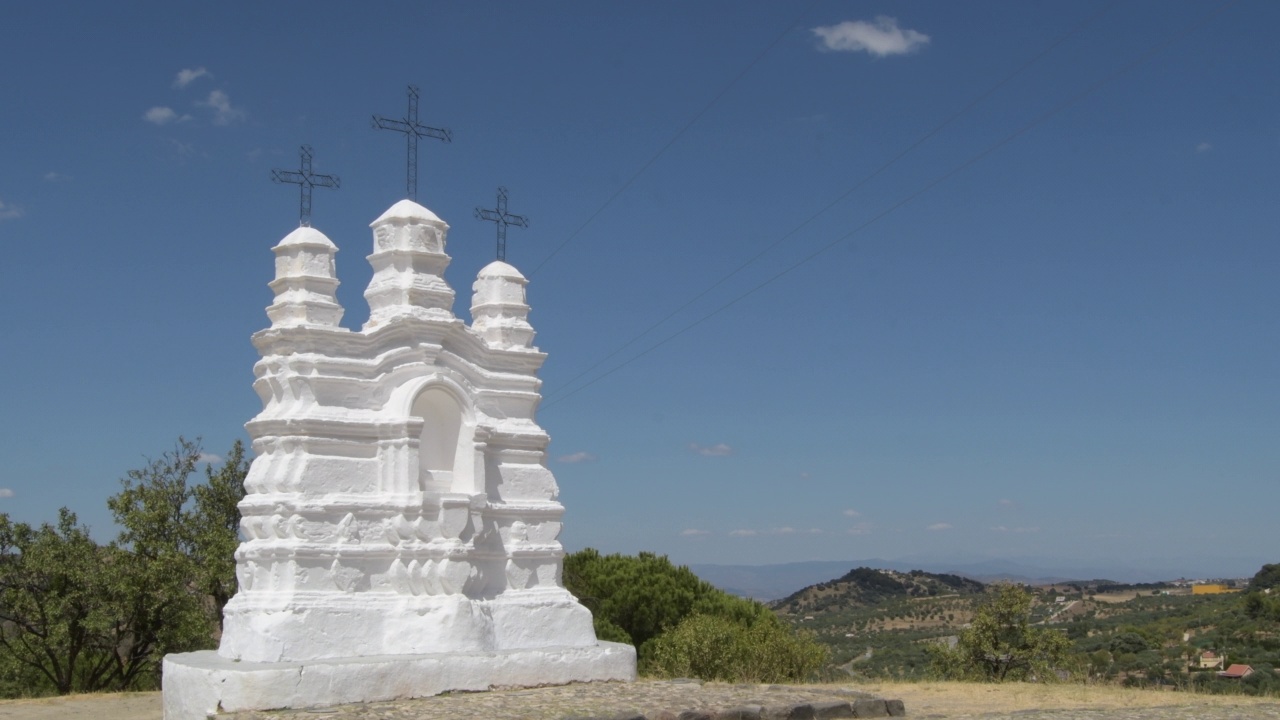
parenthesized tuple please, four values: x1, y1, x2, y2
(162, 200, 635, 719)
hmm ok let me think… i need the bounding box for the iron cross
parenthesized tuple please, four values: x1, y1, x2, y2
(271, 145, 340, 227)
(372, 85, 451, 201)
(474, 187, 529, 262)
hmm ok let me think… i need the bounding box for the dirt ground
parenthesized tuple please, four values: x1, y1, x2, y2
(0, 682, 1276, 720)
(0, 692, 160, 720)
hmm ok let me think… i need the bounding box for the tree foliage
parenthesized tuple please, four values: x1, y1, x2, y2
(644, 613, 828, 683)
(563, 548, 773, 650)
(0, 509, 118, 694)
(0, 438, 247, 696)
(1249, 564, 1280, 593)
(563, 548, 826, 681)
(928, 584, 1071, 682)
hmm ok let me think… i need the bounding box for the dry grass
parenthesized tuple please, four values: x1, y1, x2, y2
(852, 680, 1278, 715)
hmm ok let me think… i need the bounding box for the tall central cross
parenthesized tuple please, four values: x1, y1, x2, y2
(271, 145, 340, 227)
(372, 85, 451, 201)
(474, 187, 529, 262)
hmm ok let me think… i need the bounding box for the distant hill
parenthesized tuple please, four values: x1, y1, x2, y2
(689, 556, 1269, 601)
(773, 567, 986, 615)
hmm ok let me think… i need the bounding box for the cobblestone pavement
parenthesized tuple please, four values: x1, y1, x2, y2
(924, 709, 1280, 720)
(222, 680, 1280, 720)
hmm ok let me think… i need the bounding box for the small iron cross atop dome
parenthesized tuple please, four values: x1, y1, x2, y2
(474, 187, 529, 262)
(373, 85, 451, 201)
(271, 145, 340, 227)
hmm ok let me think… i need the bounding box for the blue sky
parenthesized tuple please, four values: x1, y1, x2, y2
(1, 1, 1276, 578)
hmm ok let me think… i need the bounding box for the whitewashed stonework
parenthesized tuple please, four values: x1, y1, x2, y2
(163, 201, 635, 719)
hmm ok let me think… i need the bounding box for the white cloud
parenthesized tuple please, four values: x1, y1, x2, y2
(174, 67, 211, 88)
(200, 90, 245, 125)
(689, 442, 732, 457)
(812, 16, 930, 57)
(842, 508, 861, 518)
(197, 453, 224, 465)
(557, 451, 597, 464)
(927, 522, 953, 531)
(144, 106, 179, 125)
(680, 529, 711, 537)
(997, 498, 1018, 510)
(0, 489, 13, 499)
(1196, 142, 1213, 153)
(43, 171, 69, 182)
(991, 526, 1039, 534)
(728, 526, 812, 537)
(0, 200, 23, 220)
(847, 523, 872, 536)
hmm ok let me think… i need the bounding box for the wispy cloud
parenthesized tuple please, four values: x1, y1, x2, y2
(728, 526, 813, 537)
(812, 16, 930, 57)
(1196, 142, 1213, 153)
(997, 498, 1018, 510)
(927, 522, 953, 531)
(0, 200, 23, 221)
(43, 171, 69, 182)
(197, 453, 224, 465)
(174, 67, 211, 88)
(689, 442, 732, 457)
(165, 138, 197, 159)
(842, 508, 862, 518)
(200, 90, 245, 125)
(144, 106, 180, 125)
(991, 526, 1039, 534)
(680, 528, 711, 537)
(557, 451, 597, 464)
(847, 523, 872, 536)
(0, 489, 13, 499)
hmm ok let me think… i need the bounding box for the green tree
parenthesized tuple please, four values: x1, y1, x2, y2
(563, 549, 773, 651)
(928, 584, 1071, 682)
(0, 509, 116, 694)
(643, 613, 828, 683)
(0, 437, 249, 697)
(1109, 631, 1152, 656)
(104, 438, 225, 688)
(1248, 563, 1280, 592)
(190, 439, 249, 622)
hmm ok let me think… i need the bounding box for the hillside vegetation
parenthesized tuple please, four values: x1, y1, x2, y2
(770, 563, 1280, 695)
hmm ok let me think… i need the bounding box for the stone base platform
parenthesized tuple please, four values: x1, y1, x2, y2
(161, 642, 637, 720)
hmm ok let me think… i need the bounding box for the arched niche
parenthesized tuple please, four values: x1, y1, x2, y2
(410, 385, 476, 494)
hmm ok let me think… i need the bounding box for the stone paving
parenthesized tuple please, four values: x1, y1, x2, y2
(220, 679, 1280, 720)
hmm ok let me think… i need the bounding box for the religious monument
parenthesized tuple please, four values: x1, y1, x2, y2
(162, 136, 635, 718)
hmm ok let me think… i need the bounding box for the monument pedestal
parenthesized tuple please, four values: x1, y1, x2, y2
(163, 642, 636, 719)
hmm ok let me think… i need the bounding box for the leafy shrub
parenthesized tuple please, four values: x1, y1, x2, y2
(643, 613, 828, 682)
(927, 585, 1071, 682)
(563, 548, 773, 650)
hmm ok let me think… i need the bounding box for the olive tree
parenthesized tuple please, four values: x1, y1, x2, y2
(928, 584, 1071, 682)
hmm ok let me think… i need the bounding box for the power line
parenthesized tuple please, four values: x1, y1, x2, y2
(528, 0, 823, 277)
(542, 0, 1122, 404)
(540, 0, 1237, 413)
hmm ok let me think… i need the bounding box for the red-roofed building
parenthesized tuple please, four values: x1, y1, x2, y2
(1198, 651, 1224, 669)
(1218, 664, 1254, 679)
